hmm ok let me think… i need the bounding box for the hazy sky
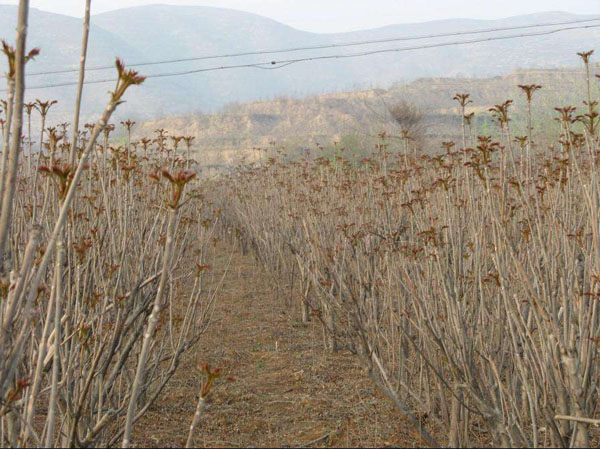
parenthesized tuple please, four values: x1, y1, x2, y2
(3, 0, 600, 32)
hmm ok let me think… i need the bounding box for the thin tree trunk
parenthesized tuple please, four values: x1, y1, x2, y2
(122, 206, 178, 448)
(69, 0, 91, 167)
(26, 108, 31, 174)
(0, 80, 15, 215)
(185, 395, 206, 448)
(0, 0, 29, 266)
(448, 392, 462, 447)
(45, 240, 64, 447)
(31, 115, 46, 224)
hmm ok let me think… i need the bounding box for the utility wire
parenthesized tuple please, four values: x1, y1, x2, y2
(5, 23, 600, 92)
(5, 16, 600, 79)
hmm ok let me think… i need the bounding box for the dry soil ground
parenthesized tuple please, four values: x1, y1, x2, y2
(134, 243, 425, 447)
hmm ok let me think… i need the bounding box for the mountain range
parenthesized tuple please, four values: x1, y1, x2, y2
(0, 4, 598, 124)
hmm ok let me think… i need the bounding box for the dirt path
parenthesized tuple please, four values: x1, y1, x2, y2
(136, 244, 417, 447)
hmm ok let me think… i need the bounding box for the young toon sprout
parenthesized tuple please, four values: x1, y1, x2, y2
(161, 169, 197, 209)
(185, 363, 230, 448)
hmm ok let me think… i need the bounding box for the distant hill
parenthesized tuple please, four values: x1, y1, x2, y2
(136, 68, 599, 166)
(0, 5, 598, 124)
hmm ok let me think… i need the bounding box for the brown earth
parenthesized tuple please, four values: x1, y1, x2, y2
(134, 243, 424, 448)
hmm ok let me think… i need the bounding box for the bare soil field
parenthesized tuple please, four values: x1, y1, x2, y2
(135, 243, 423, 447)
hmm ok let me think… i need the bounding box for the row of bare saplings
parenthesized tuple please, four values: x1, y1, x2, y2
(215, 83, 600, 446)
(0, 44, 224, 447)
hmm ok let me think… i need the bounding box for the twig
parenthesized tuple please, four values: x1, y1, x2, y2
(554, 415, 600, 426)
(297, 430, 335, 448)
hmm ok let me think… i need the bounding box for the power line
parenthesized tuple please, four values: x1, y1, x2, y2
(5, 23, 600, 92)
(5, 16, 600, 79)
